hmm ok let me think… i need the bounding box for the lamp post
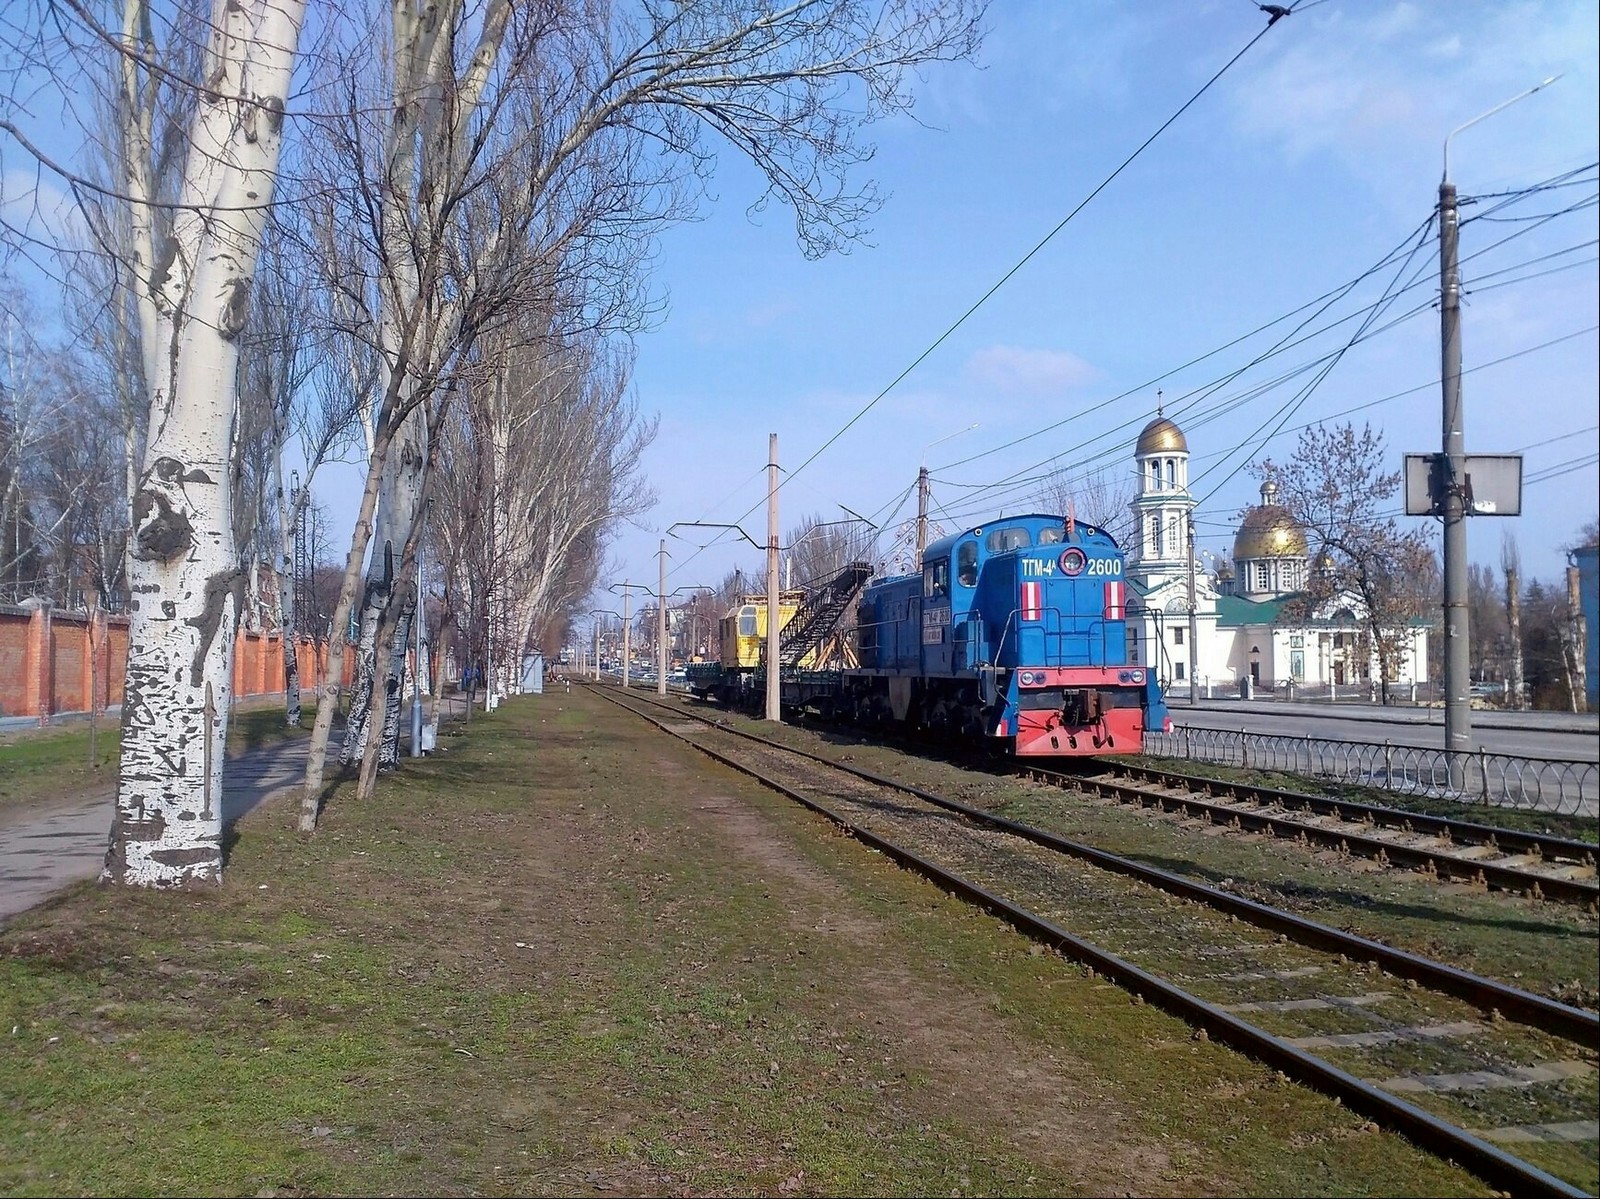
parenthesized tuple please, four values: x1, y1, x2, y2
(608, 582, 652, 689)
(1438, 75, 1559, 788)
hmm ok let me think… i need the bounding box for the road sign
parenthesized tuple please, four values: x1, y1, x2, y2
(1404, 453, 1523, 517)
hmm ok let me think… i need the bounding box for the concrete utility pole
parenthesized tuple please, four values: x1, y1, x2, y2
(657, 539, 668, 697)
(622, 583, 632, 690)
(1439, 174, 1472, 787)
(914, 424, 977, 571)
(1186, 518, 1199, 706)
(766, 433, 781, 721)
(1438, 75, 1558, 789)
(915, 466, 930, 569)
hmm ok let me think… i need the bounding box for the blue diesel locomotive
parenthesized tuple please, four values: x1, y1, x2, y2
(785, 513, 1169, 757)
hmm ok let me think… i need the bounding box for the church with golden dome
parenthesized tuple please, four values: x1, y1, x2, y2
(1122, 410, 1428, 696)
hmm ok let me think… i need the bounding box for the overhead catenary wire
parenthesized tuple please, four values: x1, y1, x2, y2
(935, 305, 1595, 534)
(928, 185, 1595, 523)
(720, 8, 1295, 535)
(670, 85, 1592, 586)
(938, 168, 1594, 489)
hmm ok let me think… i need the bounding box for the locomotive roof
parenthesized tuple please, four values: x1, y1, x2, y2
(921, 513, 1121, 563)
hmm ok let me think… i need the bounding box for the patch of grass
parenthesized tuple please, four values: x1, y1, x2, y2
(227, 698, 319, 753)
(0, 688, 1495, 1196)
(0, 699, 317, 819)
(0, 723, 119, 814)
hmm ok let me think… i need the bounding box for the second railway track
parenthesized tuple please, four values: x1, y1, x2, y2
(1036, 759, 1599, 910)
(599, 683, 1600, 1197)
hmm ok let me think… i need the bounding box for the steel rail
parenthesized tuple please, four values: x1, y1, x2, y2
(1029, 762, 1600, 910)
(1103, 758, 1598, 863)
(612, 686, 1599, 1046)
(597, 687, 1589, 1199)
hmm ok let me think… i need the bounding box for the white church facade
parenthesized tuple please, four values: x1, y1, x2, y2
(1123, 414, 1429, 698)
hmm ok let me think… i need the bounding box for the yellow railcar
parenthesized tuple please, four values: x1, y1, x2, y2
(718, 591, 811, 669)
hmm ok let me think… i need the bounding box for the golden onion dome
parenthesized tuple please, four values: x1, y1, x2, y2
(1233, 481, 1307, 560)
(1136, 415, 1188, 455)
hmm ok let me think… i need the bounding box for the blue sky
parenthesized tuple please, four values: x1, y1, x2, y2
(4, 2, 1593, 619)
(611, 0, 1599, 607)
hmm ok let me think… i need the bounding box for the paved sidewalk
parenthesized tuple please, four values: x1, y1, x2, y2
(0, 733, 341, 925)
(0, 681, 496, 928)
(0, 692, 483, 925)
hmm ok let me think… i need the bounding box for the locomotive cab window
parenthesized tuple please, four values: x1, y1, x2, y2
(923, 558, 950, 598)
(957, 542, 978, 587)
(986, 526, 1032, 553)
(1037, 526, 1064, 545)
(738, 605, 757, 636)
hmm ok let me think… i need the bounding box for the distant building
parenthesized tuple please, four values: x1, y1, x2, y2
(1574, 543, 1598, 708)
(1123, 411, 1428, 697)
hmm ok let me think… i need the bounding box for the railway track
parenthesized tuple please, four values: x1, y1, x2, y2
(1027, 759, 1600, 911)
(598, 684, 1599, 1197)
(679, 680, 1599, 908)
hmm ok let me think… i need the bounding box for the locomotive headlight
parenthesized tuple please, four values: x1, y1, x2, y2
(1019, 670, 1039, 686)
(1130, 669, 1145, 684)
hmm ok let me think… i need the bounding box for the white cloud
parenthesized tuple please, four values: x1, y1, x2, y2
(1229, 1, 1599, 196)
(961, 344, 1098, 396)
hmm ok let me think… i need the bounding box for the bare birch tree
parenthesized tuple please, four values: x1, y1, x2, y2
(294, 0, 985, 829)
(1255, 423, 1435, 705)
(1499, 532, 1525, 712)
(1034, 463, 1136, 546)
(68, 0, 307, 886)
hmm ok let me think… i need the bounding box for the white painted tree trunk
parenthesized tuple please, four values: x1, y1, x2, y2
(104, 0, 306, 888)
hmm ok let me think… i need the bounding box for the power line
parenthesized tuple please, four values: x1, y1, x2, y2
(726, 10, 1293, 532)
(934, 198, 1594, 520)
(938, 166, 1595, 490)
(935, 320, 1597, 531)
(1526, 453, 1600, 485)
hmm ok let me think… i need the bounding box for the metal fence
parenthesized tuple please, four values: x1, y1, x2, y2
(1147, 725, 1599, 818)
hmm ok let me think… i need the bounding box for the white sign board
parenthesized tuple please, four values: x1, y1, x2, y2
(1404, 453, 1522, 517)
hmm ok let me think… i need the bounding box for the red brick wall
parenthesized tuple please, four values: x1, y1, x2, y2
(0, 606, 354, 724)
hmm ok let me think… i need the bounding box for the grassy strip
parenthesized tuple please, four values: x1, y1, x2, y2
(1, 689, 1489, 1196)
(0, 701, 318, 818)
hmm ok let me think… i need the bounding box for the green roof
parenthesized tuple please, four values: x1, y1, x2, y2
(1215, 592, 1429, 630)
(1215, 594, 1300, 627)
